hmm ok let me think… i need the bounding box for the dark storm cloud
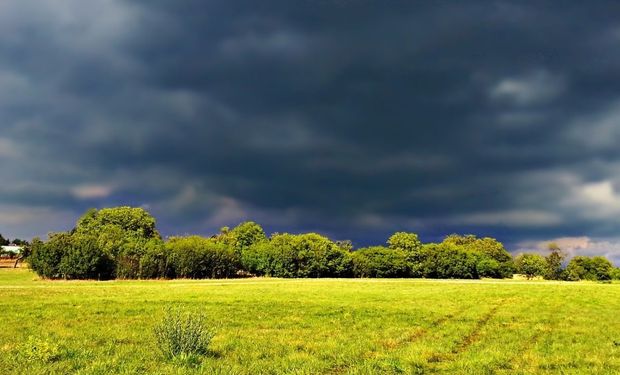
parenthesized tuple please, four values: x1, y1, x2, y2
(2, 1, 620, 261)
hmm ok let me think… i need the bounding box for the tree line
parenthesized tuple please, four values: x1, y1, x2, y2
(18, 206, 620, 281)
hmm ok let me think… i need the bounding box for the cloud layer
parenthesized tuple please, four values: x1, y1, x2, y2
(1, 1, 620, 262)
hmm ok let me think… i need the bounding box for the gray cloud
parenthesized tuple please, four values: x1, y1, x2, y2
(1, 1, 620, 263)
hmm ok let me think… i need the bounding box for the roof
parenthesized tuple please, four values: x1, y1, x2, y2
(1, 246, 22, 253)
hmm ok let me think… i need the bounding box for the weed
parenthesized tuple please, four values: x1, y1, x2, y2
(154, 306, 216, 360)
(20, 336, 64, 362)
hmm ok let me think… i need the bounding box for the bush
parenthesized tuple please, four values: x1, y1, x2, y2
(168, 236, 239, 279)
(154, 307, 216, 359)
(418, 244, 479, 279)
(242, 233, 352, 277)
(566, 256, 614, 281)
(139, 239, 172, 279)
(28, 234, 70, 279)
(476, 258, 501, 278)
(20, 336, 64, 363)
(514, 253, 547, 279)
(352, 247, 409, 278)
(58, 234, 114, 280)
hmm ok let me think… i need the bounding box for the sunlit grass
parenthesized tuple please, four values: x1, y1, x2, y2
(0, 268, 618, 374)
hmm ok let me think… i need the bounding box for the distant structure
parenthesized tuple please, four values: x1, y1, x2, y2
(1, 245, 23, 256)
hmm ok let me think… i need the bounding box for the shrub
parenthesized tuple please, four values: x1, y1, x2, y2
(242, 233, 352, 277)
(154, 307, 216, 359)
(352, 246, 409, 278)
(58, 234, 114, 280)
(476, 258, 501, 278)
(20, 336, 64, 362)
(168, 236, 239, 279)
(566, 256, 614, 281)
(514, 253, 547, 279)
(419, 244, 479, 279)
(28, 234, 70, 279)
(139, 239, 171, 279)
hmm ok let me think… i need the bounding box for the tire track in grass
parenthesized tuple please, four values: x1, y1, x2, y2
(497, 328, 544, 373)
(426, 299, 507, 365)
(325, 303, 474, 374)
(501, 315, 560, 373)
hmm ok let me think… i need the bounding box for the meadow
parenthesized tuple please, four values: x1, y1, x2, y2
(0, 267, 618, 374)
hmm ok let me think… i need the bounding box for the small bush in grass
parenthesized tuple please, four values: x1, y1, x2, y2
(20, 336, 64, 362)
(154, 306, 216, 359)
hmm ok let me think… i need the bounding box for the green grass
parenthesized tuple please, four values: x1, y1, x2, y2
(0, 268, 618, 374)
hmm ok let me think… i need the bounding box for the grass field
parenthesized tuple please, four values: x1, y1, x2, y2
(0, 268, 618, 374)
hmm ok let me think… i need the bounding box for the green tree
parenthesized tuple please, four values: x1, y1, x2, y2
(241, 233, 352, 278)
(167, 236, 239, 279)
(75, 207, 160, 240)
(387, 232, 422, 252)
(351, 246, 409, 278)
(28, 234, 70, 279)
(229, 221, 267, 255)
(545, 243, 565, 280)
(440, 235, 514, 278)
(58, 234, 114, 280)
(139, 239, 171, 279)
(419, 243, 480, 279)
(514, 253, 547, 279)
(566, 256, 613, 281)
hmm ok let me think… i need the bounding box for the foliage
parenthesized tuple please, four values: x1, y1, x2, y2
(351, 246, 409, 277)
(154, 306, 216, 360)
(514, 253, 547, 279)
(242, 233, 352, 277)
(28, 234, 69, 279)
(228, 221, 267, 254)
(167, 236, 239, 279)
(441, 235, 514, 278)
(23, 206, 617, 282)
(418, 244, 480, 279)
(75, 207, 160, 240)
(139, 239, 172, 279)
(566, 256, 614, 281)
(58, 234, 114, 280)
(387, 232, 422, 252)
(20, 336, 65, 363)
(545, 242, 566, 280)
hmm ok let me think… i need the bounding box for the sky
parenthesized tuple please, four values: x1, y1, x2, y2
(1, 1, 620, 263)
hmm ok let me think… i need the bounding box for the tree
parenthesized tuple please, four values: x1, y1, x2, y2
(515, 253, 547, 279)
(229, 221, 267, 254)
(139, 239, 171, 279)
(351, 246, 409, 278)
(241, 233, 352, 278)
(440, 235, 514, 278)
(418, 243, 479, 279)
(167, 236, 239, 279)
(28, 234, 70, 279)
(58, 234, 114, 280)
(387, 232, 422, 252)
(566, 256, 613, 281)
(545, 243, 565, 280)
(0, 233, 9, 246)
(75, 207, 160, 240)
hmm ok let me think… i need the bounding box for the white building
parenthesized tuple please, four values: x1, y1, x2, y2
(1, 245, 22, 255)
